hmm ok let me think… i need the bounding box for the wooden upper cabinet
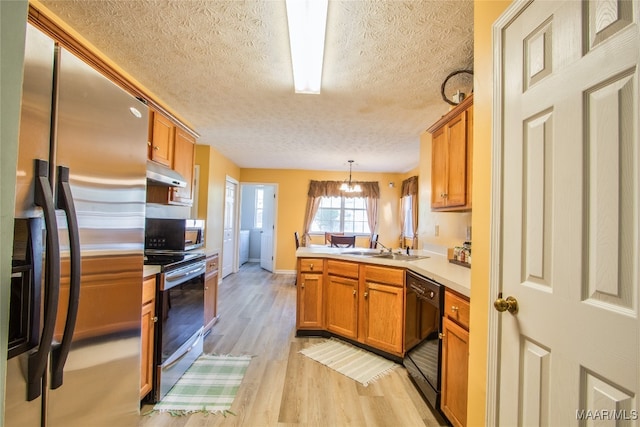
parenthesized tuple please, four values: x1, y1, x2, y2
(171, 129, 195, 205)
(428, 94, 473, 211)
(146, 109, 197, 207)
(148, 110, 174, 167)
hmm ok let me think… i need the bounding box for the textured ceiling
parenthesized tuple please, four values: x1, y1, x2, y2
(41, 0, 474, 173)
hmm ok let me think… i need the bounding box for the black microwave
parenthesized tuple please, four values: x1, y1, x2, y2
(145, 218, 204, 251)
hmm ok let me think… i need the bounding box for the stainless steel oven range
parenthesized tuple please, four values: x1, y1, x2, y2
(145, 250, 206, 402)
(403, 270, 444, 412)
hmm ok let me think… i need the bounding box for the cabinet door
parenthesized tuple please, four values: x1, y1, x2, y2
(171, 129, 195, 205)
(325, 275, 358, 339)
(204, 271, 218, 331)
(445, 112, 467, 207)
(431, 127, 448, 209)
(140, 301, 154, 399)
(140, 276, 156, 399)
(297, 273, 323, 329)
(149, 111, 174, 167)
(362, 282, 404, 355)
(441, 316, 469, 427)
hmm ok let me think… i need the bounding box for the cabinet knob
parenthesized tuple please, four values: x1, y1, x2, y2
(442, 193, 448, 198)
(451, 305, 459, 312)
(364, 291, 369, 299)
(352, 289, 356, 296)
(301, 282, 305, 288)
(205, 286, 209, 290)
(439, 332, 445, 339)
(152, 316, 158, 323)
(153, 145, 160, 151)
(310, 264, 314, 270)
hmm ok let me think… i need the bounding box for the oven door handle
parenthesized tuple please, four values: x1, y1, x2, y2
(166, 264, 206, 282)
(162, 331, 202, 371)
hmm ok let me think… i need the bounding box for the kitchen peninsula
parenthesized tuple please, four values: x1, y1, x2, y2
(295, 245, 471, 427)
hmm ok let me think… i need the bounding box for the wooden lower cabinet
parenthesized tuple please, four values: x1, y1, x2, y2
(204, 253, 219, 332)
(296, 258, 324, 329)
(441, 290, 470, 427)
(361, 265, 404, 354)
(140, 275, 157, 399)
(326, 274, 358, 339)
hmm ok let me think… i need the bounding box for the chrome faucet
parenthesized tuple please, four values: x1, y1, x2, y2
(376, 241, 393, 253)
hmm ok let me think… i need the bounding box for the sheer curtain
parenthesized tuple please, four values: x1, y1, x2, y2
(302, 180, 380, 246)
(400, 176, 419, 248)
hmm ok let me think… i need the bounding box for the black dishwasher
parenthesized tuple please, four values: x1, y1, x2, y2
(403, 270, 444, 411)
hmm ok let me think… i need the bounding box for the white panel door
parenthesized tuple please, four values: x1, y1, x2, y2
(494, 1, 639, 424)
(260, 185, 275, 272)
(222, 178, 237, 278)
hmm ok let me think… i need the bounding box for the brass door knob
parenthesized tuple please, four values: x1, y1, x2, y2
(494, 295, 518, 314)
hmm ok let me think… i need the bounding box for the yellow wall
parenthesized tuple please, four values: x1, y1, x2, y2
(240, 168, 411, 272)
(467, 1, 512, 425)
(195, 145, 240, 252)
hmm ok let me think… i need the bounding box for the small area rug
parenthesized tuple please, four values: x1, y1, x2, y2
(299, 339, 397, 386)
(153, 354, 251, 415)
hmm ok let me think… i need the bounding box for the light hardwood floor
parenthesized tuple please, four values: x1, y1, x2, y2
(140, 263, 448, 427)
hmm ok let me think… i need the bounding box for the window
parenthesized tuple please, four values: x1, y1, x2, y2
(311, 196, 370, 234)
(254, 187, 264, 229)
(403, 194, 414, 238)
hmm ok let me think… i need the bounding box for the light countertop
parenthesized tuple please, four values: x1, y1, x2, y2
(143, 265, 161, 278)
(296, 247, 471, 298)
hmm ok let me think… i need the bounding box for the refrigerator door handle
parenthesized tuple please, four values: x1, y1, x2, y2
(29, 159, 61, 401)
(51, 165, 81, 390)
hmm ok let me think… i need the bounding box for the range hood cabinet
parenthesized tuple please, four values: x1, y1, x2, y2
(146, 160, 186, 188)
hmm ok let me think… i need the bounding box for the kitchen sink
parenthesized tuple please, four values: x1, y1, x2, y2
(342, 251, 378, 256)
(372, 253, 429, 261)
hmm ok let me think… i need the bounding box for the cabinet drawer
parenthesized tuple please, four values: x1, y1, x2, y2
(327, 260, 359, 279)
(363, 265, 404, 287)
(445, 290, 470, 330)
(300, 258, 323, 273)
(206, 255, 219, 273)
(142, 276, 156, 305)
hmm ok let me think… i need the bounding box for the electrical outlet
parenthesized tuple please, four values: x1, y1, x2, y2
(435, 225, 439, 237)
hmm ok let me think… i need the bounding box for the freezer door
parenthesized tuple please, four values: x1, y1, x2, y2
(5, 24, 56, 427)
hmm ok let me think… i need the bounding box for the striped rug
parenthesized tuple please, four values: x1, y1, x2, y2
(153, 354, 251, 415)
(299, 339, 398, 386)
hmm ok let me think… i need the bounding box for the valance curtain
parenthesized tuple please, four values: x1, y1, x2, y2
(400, 176, 419, 248)
(302, 180, 380, 246)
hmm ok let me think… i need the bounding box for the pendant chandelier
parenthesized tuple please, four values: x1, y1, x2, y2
(340, 160, 362, 193)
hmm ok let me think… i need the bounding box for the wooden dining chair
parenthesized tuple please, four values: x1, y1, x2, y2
(330, 235, 355, 248)
(369, 233, 379, 249)
(325, 231, 343, 245)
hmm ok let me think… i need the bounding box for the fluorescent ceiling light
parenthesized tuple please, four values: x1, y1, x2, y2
(285, 0, 328, 94)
